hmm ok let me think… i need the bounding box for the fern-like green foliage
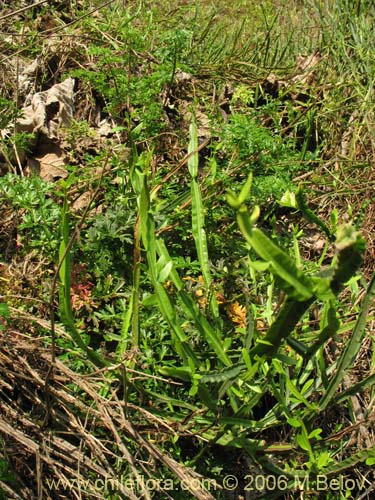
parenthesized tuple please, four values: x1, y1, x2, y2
(220, 113, 302, 200)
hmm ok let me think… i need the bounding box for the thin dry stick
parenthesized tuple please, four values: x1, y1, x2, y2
(12, 20, 25, 176)
(0, 0, 49, 21)
(101, 405, 152, 500)
(150, 137, 211, 198)
(39, 0, 118, 35)
(36, 449, 42, 500)
(0, 133, 17, 174)
(1, 333, 214, 500)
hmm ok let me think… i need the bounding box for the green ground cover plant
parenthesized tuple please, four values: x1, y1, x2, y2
(1, 1, 375, 499)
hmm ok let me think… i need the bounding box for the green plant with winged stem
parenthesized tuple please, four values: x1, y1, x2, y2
(132, 117, 375, 487)
(226, 174, 368, 362)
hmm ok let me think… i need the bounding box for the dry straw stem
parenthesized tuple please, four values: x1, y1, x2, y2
(0, 1, 50, 22)
(0, 323, 215, 500)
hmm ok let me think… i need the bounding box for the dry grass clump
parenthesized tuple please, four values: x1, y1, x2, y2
(0, 316, 213, 500)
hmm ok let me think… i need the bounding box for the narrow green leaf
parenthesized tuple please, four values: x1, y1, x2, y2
(155, 238, 184, 290)
(287, 417, 302, 428)
(241, 348, 252, 370)
(197, 384, 218, 412)
(159, 366, 192, 382)
(155, 238, 231, 365)
(296, 432, 312, 453)
(286, 378, 316, 410)
(145, 388, 198, 411)
(323, 446, 375, 475)
(201, 363, 244, 384)
(157, 260, 173, 283)
(188, 119, 217, 316)
(188, 120, 199, 178)
(249, 205, 260, 225)
(279, 189, 297, 208)
(308, 428, 322, 440)
(116, 294, 133, 361)
(249, 297, 314, 360)
(320, 272, 375, 410)
(335, 372, 375, 404)
(139, 168, 199, 366)
(226, 189, 242, 209)
(237, 207, 315, 301)
(238, 172, 253, 205)
(0, 303, 9, 318)
(247, 259, 270, 272)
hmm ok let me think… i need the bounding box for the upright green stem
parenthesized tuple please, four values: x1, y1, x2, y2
(130, 215, 141, 350)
